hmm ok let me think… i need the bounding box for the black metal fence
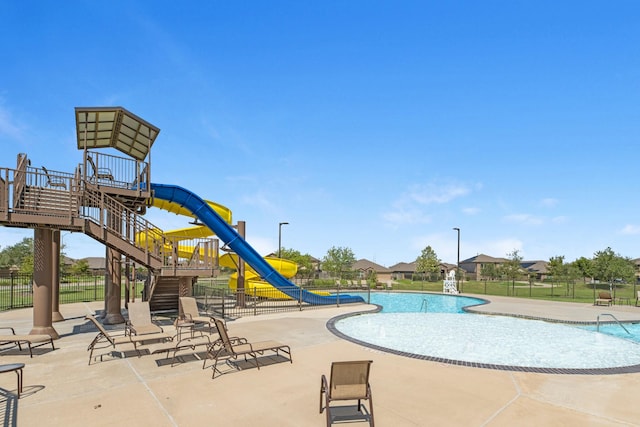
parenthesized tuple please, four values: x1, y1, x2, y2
(192, 282, 371, 319)
(0, 272, 145, 312)
(0, 273, 370, 316)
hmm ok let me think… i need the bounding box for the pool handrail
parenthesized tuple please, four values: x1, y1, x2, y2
(596, 313, 631, 335)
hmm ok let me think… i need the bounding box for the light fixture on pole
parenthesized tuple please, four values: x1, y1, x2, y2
(278, 222, 289, 258)
(453, 227, 461, 291)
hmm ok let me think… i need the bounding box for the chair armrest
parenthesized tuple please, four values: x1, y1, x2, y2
(0, 327, 17, 335)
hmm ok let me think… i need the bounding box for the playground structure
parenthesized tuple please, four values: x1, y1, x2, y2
(0, 106, 364, 339)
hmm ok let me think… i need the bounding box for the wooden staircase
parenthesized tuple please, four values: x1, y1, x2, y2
(148, 276, 182, 311)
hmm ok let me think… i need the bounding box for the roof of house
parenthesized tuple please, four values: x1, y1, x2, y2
(461, 254, 508, 264)
(352, 259, 390, 273)
(388, 261, 416, 272)
(521, 260, 548, 274)
(81, 257, 106, 270)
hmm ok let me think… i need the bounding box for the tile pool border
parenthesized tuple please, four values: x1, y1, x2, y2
(327, 297, 640, 375)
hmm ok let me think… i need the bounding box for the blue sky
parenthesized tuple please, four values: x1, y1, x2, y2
(1, 1, 639, 267)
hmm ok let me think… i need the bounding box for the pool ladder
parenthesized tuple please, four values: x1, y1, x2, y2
(420, 299, 428, 312)
(596, 313, 631, 335)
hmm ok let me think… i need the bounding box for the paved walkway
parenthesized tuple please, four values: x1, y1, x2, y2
(0, 295, 639, 426)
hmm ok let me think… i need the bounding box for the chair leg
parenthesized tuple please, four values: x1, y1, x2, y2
(368, 387, 374, 427)
(15, 367, 22, 398)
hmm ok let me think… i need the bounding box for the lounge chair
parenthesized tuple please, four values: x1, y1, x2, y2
(85, 315, 171, 365)
(320, 360, 374, 427)
(126, 301, 164, 336)
(86, 155, 114, 181)
(595, 291, 613, 306)
(144, 332, 217, 367)
(0, 327, 55, 357)
(205, 318, 292, 379)
(179, 297, 217, 331)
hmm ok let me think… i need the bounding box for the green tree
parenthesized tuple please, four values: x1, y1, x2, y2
(481, 263, 499, 281)
(322, 246, 356, 280)
(502, 249, 523, 295)
(415, 246, 441, 282)
(279, 247, 315, 279)
(0, 237, 33, 269)
(591, 247, 636, 295)
(547, 255, 567, 297)
(572, 257, 593, 284)
(72, 259, 90, 275)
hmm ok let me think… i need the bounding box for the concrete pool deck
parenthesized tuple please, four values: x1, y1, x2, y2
(0, 294, 639, 426)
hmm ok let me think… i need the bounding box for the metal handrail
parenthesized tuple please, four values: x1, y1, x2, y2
(596, 313, 631, 335)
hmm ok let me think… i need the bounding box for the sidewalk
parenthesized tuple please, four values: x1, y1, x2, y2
(0, 297, 639, 426)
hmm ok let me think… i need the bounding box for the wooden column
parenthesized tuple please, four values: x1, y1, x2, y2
(103, 247, 125, 324)
(51, 230, 64, 322)
(31, 228, 59, 338)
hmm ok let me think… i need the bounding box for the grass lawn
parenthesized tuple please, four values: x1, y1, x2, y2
(391, 279, 639, 305)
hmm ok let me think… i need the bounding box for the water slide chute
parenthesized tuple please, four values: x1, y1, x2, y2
(150, 183, 364, 305)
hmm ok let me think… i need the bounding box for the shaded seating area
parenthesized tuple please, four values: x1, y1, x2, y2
(85, 315, 171, 365)
(126, 301, 165, 336)
(320, 360, 374, 427)
(86, 155, 114, 181)
(0, 327, 55, 358)
(205, 318, 292, 379)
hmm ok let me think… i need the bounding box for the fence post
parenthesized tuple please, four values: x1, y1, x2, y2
(253, 287, 257, 316)
(10, 272, 14, 309)
(94, 275, 98, 301)
(336, 283, 340, 307)
(299, 285, 303, 311)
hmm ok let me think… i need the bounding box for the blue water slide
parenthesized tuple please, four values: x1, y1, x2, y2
(150, 183, 365, 305)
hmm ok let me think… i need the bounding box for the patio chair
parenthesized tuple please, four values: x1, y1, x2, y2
(0, 327, 55, 357)
(205, 317, 292, 379)
(595, 291, 613, 306)
(179, 297, 217, 331)
(41, 166, 67, 189)
(86, 155, 114, 181)
(320, 360, 374, 427)
(85, 315, 171, 365)
(126, 301, 165, 336)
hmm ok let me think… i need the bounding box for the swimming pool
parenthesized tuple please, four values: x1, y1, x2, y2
(330, 293, 640, 374)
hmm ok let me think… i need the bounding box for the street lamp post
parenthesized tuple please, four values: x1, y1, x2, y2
(453, 227, 461, 292)
(278, 222, 289, 258)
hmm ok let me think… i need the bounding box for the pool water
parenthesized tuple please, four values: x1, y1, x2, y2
(333, 293, 640, 371)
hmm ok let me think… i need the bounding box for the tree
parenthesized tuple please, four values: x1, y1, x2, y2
(0, 237, 33, 269)
(278, 247, 315, 279)
(502, 249, 523, 295)
(481, 263, 499, 281)
(415, 246, 441, 282)
(572, 257, 593, 285)
(547, 255, 567, 297)
(72, 259, 90, 275)
(322, 246, 356, 280)
(591, 247, 636, 296)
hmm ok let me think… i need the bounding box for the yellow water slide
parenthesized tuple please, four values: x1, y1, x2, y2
(148, 197, 299, 296)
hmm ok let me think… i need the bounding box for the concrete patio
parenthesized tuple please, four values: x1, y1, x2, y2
(1, 295, 639, 426)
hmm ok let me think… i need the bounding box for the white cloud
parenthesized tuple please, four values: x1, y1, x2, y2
(539, 198, 558, 208)
(462, 207, 480, 215)
(382, 209, 431, 226)
(407, 182, 470, 205)
(620, 224, 640, 235)
(503, 213, 543, 226)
